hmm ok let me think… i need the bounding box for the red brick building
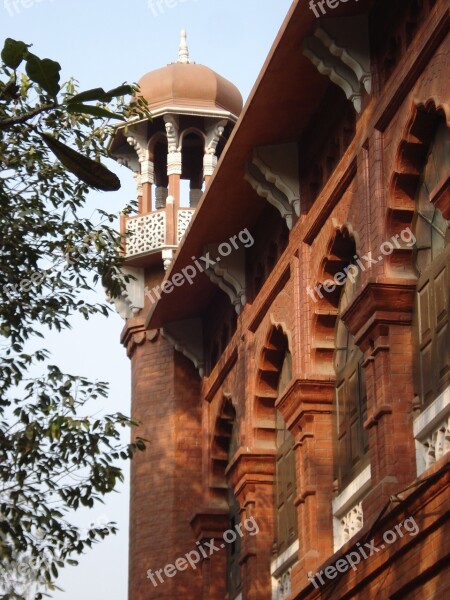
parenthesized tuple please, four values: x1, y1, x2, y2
(110, 1, 449, 598)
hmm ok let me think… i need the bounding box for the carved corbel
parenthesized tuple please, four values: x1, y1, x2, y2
(202, 244, 247, 314)
(245, 143, 300, 229)
(303, 16, 372, 114)
(164, 115, 182, 176)
(126, 134, 154, 188)
(107, 267, 145, 320)
(303, 37, 362, 112)
(203, 119, 227, 177)
(162, 318, 204, 376)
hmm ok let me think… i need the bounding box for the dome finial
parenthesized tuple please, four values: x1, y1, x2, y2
(178, 29, 190, 64)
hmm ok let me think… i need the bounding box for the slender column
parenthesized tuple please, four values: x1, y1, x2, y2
(342, 281, 418, 524)
(190, 510, 229, 600)
(227, 450, 276, 600)
(276, 378, 335, 592)
(140, 159, 154, 213)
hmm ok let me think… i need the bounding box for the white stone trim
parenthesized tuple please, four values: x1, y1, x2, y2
(270, 540, 298, 600)
(332, 465, 371, 552)
(270, 540, 299, 577)
(413, 386, 450, 438)
(414, 385, 450, 475)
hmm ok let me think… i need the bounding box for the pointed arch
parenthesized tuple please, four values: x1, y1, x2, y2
(254, 322, 291, 447)
(210, 393, 237, 507)
(387, 100, 449, 276)
(310, 223, 358, 376)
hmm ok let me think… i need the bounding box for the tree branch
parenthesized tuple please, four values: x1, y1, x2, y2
(0, 103, 55, 130)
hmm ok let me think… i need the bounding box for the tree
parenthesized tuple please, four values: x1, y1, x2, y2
(0, 39, 148, 599)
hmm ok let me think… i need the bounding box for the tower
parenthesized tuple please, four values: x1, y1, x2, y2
(109, 32, 242, 600)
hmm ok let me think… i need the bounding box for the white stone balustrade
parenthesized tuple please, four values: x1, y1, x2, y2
(125, 211, 166, 258)
(271, 541, 298, 600)
(124, 208, 195, 260)
(332, 465, 371, 551)
(177, 209, 195, 243)
(414, 387, 450, 475)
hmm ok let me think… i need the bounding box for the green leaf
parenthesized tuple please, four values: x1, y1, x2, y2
(105, 84, 133, 98)
(25, 54, 61, 97)
(66, 84, 132, 105)
(1, 38, 29, 69)
(39, 132, 121, 191)
(66, 87, 110, 104)
(66, 103, 125, 121)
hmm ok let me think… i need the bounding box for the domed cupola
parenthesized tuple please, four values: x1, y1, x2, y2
(110, 31, 243, 275)
(138, 30, 242, 120)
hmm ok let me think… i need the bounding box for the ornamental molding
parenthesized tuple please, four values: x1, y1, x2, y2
(245, 143, 300, 229)
(140, 159, 155, 185)
(203, 153, 218, 177)
(132, 171, 143, 198)
(303, 16, 372, 113)
(167, 151, 183, 176)
(203, 244, 246, 314)
(126, 328, 159, 358)
(162, 318, 204, 376)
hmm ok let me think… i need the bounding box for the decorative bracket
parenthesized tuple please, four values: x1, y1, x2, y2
(203, 244, 246, 314)
(203, 119, 227, 176)
(126, 133, 154, 188)
(107, 267, 145, 320)
(245, 143, 300, 229)
(162, 318, 204, 376)
(164, 114, 182, 176)
(303, 16, 372, 113)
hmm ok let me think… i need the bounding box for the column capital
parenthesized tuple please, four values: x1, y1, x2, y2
(341, 279, 416, 348)
(167, 152, 182, 176)
(190, 508, 229, 542)
(226, 449, 276, 498)
(121, 325, 159, 358)
(276, 377, 335, 436)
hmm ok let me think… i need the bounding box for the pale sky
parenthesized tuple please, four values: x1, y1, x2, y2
(0, 1, 293, 598)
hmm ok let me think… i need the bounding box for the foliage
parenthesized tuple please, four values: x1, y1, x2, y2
(0, 39, 148, 599)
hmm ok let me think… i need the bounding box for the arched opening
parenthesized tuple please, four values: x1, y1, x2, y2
(149, 134, 169, 210)
(254, 325, 298, 558)
(210, 396, 241, 599)
(181, 131, 204, 208)
(274, 350, 297, 556)
(311, 226, 369, 491)
(334, 277, 369, 489)
(412, 119, 450, 407)
(387, 102, 449, 276)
